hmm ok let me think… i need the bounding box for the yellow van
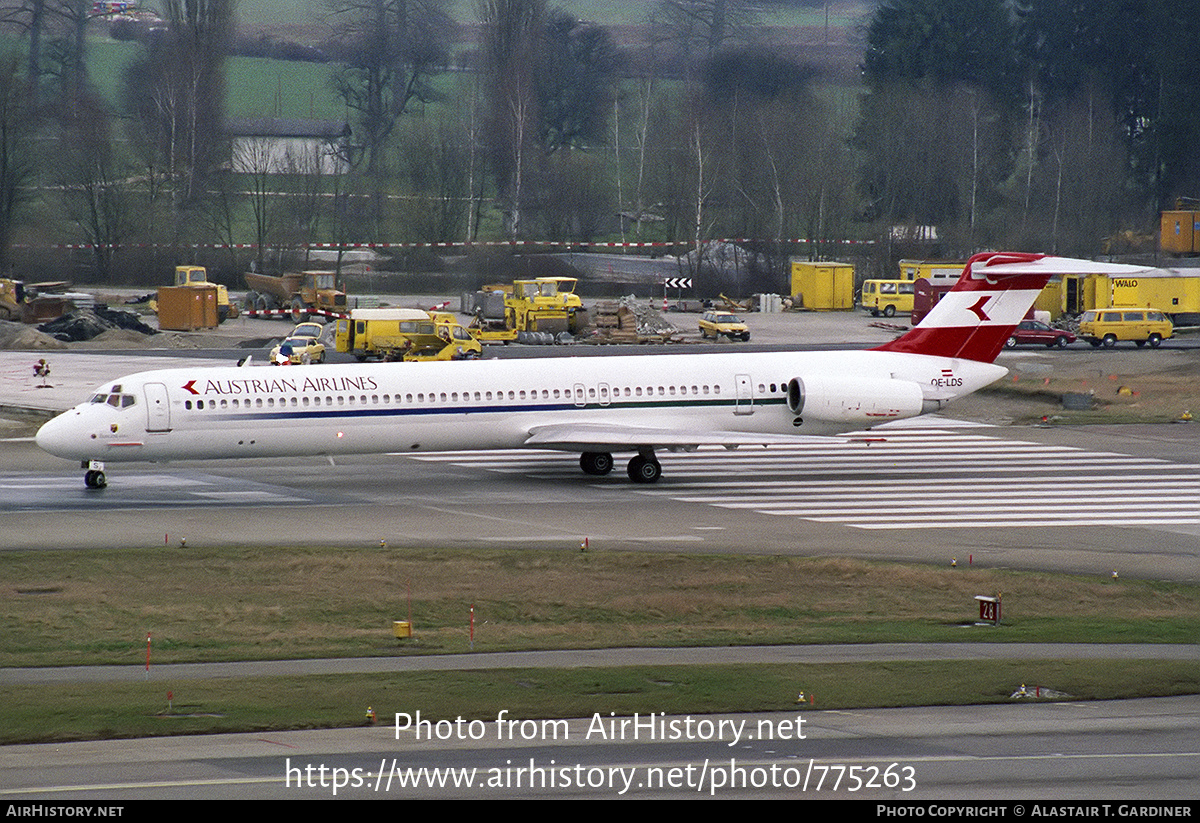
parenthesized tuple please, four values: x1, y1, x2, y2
(861, 279, 915, 317)
(1077, 308, 1173, 348)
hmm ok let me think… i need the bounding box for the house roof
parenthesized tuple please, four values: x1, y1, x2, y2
(226, 118, 350, 139)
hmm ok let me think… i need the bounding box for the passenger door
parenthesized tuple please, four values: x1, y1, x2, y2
(144, 383, 171, 432)
(734, 374, 754, 415)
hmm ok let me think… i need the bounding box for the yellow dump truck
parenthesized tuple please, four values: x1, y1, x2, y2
(245, 270, 347, 321)
(335, 308, 482, 361)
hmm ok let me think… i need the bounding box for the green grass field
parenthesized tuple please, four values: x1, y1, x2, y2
(5, 660, 1197, 744)
(76, 0, 868, 121)
(230, 0, 867, 30)
(4, 547, 1198, 668)
(83, 38, 346, 120)
(2, 546, 1197, 742)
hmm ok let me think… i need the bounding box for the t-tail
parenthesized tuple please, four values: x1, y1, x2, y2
(873, 251, 1052, 363)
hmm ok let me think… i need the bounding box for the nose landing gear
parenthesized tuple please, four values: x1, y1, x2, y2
(82, 460, 107, 490)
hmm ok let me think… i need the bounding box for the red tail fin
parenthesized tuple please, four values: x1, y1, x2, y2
(873, 252, 1051, 363)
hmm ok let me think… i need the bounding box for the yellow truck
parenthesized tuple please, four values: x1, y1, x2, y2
(335, 308, 482, 361)
(463, 277, 588, 343)
(0, 277, 30, 322)
(0, 278, 77, 323)
(245, 270, 348, 321)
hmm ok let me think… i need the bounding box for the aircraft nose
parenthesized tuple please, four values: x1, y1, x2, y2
(35, 411, 82, 459)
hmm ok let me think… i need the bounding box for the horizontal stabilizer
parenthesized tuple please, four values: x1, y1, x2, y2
(874, 253, 1162, 363)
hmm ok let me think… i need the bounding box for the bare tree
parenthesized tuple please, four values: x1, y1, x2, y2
(478, 0, 543, 240)
(1022, 85, 1127, 255)
(0, 54, 38, 271)
(233, 138, 278, 270)
(397, 116, 470, 243)
(537, 150, 610, 241)
(282, 144, 332, 264)
(59, 97, 132, 282)
(41, 0, 110, 115)
(327, 0, 451, 232)
(0, 0, 51, 93)
(121, 0, 232, 250)
(649, 0, 757, 76)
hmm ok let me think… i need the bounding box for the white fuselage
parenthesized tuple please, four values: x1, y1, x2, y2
(35, 349, 1004, 465)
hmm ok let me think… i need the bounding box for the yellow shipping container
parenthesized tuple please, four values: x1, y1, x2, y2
(898, 259, 966, 284)
(1034, 279, 1063, 320)
(1060, 269, 1200, 322)
(1160, 211, 1200, 255)
(1106, 272, 1200, 321)
(789, 261, 855, 310)
(156, 285, 219, 331)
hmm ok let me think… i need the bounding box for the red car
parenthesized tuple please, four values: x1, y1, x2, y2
(1005, 319, 1076, 348)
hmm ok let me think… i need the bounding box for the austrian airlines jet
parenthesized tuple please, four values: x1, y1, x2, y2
(35, 253, 1127, 489)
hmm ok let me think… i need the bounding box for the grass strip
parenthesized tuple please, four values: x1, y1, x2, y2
(4, 659, 1198, 744)
(3, 547, 1198, 668)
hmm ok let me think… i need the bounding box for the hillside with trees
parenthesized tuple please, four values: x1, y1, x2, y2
(0, 0, 1194, 286)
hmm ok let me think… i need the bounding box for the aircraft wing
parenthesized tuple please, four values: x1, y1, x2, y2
(522, 422, 810, 452)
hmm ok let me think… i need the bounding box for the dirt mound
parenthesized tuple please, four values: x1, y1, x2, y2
(76, 328, 160, 348)
(0, 321, 68, 350)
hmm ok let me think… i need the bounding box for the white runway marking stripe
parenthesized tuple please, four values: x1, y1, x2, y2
(406, 430, 1199, 529)
(674, 492, 1200, 508)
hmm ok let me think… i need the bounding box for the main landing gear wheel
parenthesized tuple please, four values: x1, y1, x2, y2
(84, 469, 107, 489)
(627, 455, 662, 483)
(579, 451, 614, 476)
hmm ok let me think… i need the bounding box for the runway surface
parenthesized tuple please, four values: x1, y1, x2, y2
(5, 418, 1199, 580)
(3, 697, 1197, 799)
(412, 420, 1200, 531)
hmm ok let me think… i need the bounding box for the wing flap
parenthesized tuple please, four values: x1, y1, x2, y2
(523, 422, 809, 452)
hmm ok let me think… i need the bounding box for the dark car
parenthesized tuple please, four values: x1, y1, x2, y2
(1005, 319, 1076, 348)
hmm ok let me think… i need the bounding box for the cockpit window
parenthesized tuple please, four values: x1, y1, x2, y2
(90, 392, 137, 409)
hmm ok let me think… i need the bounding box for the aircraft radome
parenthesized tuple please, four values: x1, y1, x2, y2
(36, 252, 1152, 489)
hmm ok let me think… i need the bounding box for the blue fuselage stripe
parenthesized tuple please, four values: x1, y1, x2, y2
(196, 396, 788, 423)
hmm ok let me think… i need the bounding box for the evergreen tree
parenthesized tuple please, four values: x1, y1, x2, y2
(862, 0, 1022, 104)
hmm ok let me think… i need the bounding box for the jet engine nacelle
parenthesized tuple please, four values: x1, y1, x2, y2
(787, 375, 927, 423)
